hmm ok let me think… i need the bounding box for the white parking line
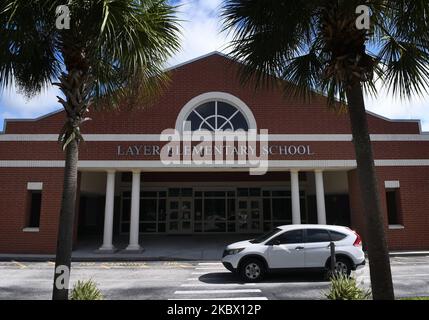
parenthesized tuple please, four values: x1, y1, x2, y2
(174, 289, 261, 294)
(172, 263, 265, 300)
(180, 283, 256, 287)
(170, 297, 268, 300)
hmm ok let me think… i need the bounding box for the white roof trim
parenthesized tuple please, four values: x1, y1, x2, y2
(2, 133, 429, 141)
(1, 108, 64, 134)
(365, 109, 423, 133)
(1, 159, 429, 169)
(164, 51, 230, 73)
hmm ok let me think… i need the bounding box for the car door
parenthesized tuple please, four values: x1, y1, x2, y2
(266, 229, 305, 269)
(304, 229, 332, 268)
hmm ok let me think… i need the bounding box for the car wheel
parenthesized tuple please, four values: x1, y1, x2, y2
(325, 257, 352, 278)
(335, 257, 352, 276)
(239, 258, 265, 282)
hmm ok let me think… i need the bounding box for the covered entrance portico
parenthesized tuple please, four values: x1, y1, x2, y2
(76, 164, 353, 253)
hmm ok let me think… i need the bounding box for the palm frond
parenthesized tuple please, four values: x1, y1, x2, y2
(87, 0, 181, 109)
(384, 0, 429, 46)
(0, 0, 180, 106)
(377, 36, 429, 99)
(0, 0, 62, 96)
(222, 0, 429, 107)
(222, 0, 316, 90)
(280, 48, 324, 101)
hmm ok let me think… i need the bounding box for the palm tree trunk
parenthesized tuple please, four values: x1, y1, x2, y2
(52, 138, 79, 300)
(345, 82, 395, 300)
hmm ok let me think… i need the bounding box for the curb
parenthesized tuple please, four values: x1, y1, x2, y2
(0, 255, 207, 262)
(389, 251, 429, 257)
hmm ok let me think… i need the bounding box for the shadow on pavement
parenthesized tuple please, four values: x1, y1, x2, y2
(197, 272, 329, 284)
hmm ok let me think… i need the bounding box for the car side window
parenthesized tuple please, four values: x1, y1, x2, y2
(329, 231, 347, 241)
(305, 229, 331, 243)
(270, 230, 304, 244)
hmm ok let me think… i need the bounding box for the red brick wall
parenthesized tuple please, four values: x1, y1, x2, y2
(0, 168, 64, 254)
(73, 172, 82, 246)
(349, 167, 429, 250)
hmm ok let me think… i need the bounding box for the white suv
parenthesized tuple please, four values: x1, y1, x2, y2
(222, 225, 365, 281)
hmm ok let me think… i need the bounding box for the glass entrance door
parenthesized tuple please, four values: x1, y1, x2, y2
(237, 198, 262, 233)
(167, 198, 193, 233)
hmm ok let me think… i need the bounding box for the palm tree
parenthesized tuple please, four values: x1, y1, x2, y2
(0, 0, 180, 300)
(222, 0, 429, 300)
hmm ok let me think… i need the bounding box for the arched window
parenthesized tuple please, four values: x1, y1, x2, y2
(176, 92, 256, 132)
(184, 101, 249, 131)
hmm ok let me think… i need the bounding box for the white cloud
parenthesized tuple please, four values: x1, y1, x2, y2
(167, 0, 232, 66)
(1, 85, 61, 118)
(365, 83, 429, 132)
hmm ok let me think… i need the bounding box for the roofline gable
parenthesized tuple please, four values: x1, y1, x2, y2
(0, 51, 425, 134)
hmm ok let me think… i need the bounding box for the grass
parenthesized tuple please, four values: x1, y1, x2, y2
(400, 297, 429, 300)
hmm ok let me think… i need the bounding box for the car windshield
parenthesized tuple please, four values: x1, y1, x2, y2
(250, 228, 282, 244)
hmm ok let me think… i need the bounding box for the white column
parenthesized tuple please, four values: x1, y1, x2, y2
(100, 170, 116, 251)
(291, 170, 301, 224)
(315, 170, 327, 225)
(126, 170, 142, 251)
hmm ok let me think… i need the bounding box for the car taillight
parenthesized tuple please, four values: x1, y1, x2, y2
(353, 231, 362, 247)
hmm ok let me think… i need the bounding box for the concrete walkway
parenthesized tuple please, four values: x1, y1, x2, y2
(0, 234, 428, 262)
(0, 234, 255, 262)
(76, 234, 253, 261)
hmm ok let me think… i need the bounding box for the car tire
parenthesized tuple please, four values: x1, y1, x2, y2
(326, 256, 352, 278)
(239, 258, 265, 282)
(336, 256, 352, 276)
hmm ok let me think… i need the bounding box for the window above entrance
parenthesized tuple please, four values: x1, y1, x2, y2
(175, 92, 257, 132)
(185, 101, 249, 131)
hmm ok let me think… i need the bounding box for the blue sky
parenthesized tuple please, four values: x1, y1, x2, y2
(1, 0, 428, 132)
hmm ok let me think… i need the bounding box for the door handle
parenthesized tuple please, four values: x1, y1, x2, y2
(295, 246, 304, 250)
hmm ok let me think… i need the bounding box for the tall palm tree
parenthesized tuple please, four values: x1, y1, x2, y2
(0, 0, 180, 300)
(222, 0, 429, 300)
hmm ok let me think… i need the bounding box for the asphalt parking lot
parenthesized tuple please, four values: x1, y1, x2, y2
(0, 256, 428, 300)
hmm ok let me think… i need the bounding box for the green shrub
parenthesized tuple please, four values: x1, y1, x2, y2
(325, 274, 371, 300)
(69, 280, 103, 300)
